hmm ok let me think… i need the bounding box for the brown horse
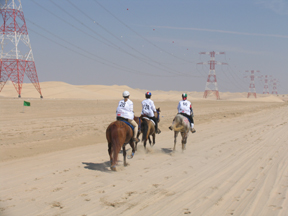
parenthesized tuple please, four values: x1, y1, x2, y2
(136, 108, 161, 150)
(106, 120, 137, 171)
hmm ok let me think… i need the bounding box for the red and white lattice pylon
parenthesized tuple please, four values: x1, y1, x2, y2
(0, 0, 42, 98)
(244, 70, 260, 98)
(271, 78, 279, 95)
(262, 75, 272, 94)
(197, 51, 227, 100)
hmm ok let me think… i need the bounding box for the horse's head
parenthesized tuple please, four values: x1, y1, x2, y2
(156, 107, 161, 122)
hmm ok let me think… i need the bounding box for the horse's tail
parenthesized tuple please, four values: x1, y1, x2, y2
(107, 123, 122, 167)
(141, 119, 149, 141)
(173, 124, 184, 132)
(172, 115, 184, 132)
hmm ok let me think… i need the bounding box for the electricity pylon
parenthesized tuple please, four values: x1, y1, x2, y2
(0, 0, 42, 98)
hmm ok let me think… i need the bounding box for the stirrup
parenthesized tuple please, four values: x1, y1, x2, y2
(191, 128, 196, 133)
(156, 128, 161, 134)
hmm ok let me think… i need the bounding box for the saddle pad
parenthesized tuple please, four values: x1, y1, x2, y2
(119, 120, 134, 131)
(143, 117, 155, 125)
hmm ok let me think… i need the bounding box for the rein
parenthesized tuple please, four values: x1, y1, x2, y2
(138, 117, 141, 131)
(156, 110, 160, 121)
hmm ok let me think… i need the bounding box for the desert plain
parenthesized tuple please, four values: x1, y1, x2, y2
(1, 81, 288, 216)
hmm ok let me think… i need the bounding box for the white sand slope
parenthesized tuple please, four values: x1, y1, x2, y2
(1, 99, 287, 215)
(0, 81, 286, 102)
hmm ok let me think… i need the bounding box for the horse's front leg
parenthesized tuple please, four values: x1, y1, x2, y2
(128, 140, 135, 159)
(173, 131, 179, 151)
(136, 131, 141, 143)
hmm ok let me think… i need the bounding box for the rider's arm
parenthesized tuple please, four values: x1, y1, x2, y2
(190, 104, 194, 116)
(129, 100, 134, 112)
(151, 101, 156, 112)
(177, 102, 181, 113)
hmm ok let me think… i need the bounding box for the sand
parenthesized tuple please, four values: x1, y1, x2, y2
(1, 81, 288, 216)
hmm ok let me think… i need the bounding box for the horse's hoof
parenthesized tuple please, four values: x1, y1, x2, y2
(124, 163, 130, 167)
(127, 153, 134, 159)
(111, 166, 117, 171)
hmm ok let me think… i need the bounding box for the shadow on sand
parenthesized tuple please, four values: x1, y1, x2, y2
(82, 161, 111, 172)
(161, 148, 173, 154)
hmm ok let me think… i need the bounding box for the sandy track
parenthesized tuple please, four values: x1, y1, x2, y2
(1, 104, 287, 216)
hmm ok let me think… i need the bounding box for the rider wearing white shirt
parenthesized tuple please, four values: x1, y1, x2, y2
(141, 92, 160, 134)
(116, 91, 140, 142)
(170, 93, 196, 133)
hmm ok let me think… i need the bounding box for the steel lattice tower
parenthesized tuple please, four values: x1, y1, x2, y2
(271, 79, 279, 95)
(0, 0, 42, 98)
(245, 70, 260, 98)
(262, 75, 272, 94)
(197, 51, 227, 100)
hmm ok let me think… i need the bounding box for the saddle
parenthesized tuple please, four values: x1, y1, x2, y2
(116, 117, 134, 131)
(140, 115, 155, 125)
(178, 113, 192, 124)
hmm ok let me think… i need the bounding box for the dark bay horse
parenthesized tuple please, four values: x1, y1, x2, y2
(106, 120, 137, 171)
(136, 108, 161, 150)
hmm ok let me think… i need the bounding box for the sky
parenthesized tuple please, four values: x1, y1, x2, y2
(2, 0, 288, 94)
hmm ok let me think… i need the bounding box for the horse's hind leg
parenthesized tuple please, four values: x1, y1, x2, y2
(148, 136, 152, 145)
(152, 133, 155, 146)
(181, 133, 187, 152)
(108, 142, 113, 164)
(111, 141, 121, 171)
(122, 145, 128, 166)
(173, 131, 179, 151)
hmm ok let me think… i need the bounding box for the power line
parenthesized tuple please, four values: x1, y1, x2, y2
(30, 0, 196, 77)
(62, 0, 191, 76)
(93, 0, 195, 64)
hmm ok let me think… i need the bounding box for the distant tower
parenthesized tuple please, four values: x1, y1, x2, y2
(0, 0, 42, 98)
(197, 51, 227, 100)
(271, 79, 279, 95)
(245, 70, 260, 98)
(262, 75, 272, 94)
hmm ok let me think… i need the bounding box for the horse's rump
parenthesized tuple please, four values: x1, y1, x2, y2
(140, 118, 155, 141)
(173, 114, 190, 132)
(142, 117, 155, 125)
(110, 121, 133, 143)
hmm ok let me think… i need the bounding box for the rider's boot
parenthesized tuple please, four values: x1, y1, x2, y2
(168, 126, 173, 131)
(190, 123, 196, 133)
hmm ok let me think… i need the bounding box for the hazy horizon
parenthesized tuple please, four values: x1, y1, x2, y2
(2, 0, 288, 94)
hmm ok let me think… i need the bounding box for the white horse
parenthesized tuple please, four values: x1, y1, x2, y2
(169, 114, 191, 152)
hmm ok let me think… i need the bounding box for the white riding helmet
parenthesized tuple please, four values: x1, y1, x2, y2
(123, 91, 130, 97)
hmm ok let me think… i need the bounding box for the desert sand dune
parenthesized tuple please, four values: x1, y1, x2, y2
(0, 82, 287, 215)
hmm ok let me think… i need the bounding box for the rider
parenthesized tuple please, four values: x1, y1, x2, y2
(116, 91, 140, 142)
(169, 93, 196, 133)
(141, 92, 160, 134)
